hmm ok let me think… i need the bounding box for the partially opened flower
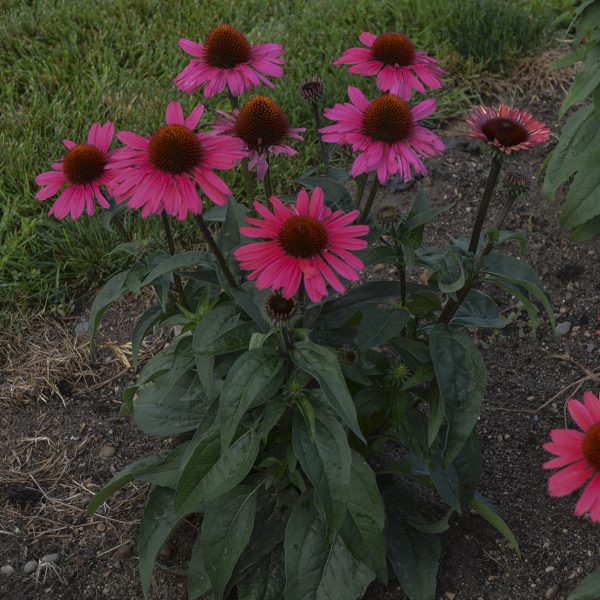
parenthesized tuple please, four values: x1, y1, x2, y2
(174, 25, 285, 98)
(334, 32, 445, 100)
(320, 86, 444, 184)
(35, 122, 115, 219)
(467, 103, 551, 155)
(109, 101, 246, 220)
(214, 96, 304, 180)
(234, 187, 369, 303)
(543, 391, 600, 522)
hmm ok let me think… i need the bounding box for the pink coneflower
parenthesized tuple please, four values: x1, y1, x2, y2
(108, 101, 246, 220)
(174, 24, 285, 98)
(234, 187, 369, 303)
(544, 391, 600, 522)
(35, 123, 115, 220)
(334, 32, 445, 100)
(467, 103, 551, 155)
(213, 96, 305, 180)
(320, 86, 444, 184)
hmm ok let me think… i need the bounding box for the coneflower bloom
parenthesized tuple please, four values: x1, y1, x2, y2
(467, 104, 551, 155)
(109, 101, 246, 220)
(544, 391, 600, 522)
(320, 87, 444, 184)
(213, 96, 305, 180)
(234, 187, 369, 303)
(334, 32, 445, 100)
(174, 25, 285, 98)
(35, 122, 115, 219)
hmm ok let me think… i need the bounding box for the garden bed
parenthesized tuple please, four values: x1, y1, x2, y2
(1, 86, 599, 600)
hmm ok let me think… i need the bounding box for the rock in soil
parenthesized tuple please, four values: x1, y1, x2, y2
(1, 566, 14, 576)
(98, 444, 116, 458)
(40, 553, 60, 564)
(23, 561, 37, 574)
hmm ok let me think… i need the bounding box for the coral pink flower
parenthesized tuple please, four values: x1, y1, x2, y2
(467, 103, 551, 155)
(109, 102, 246, 220)
(234, 187, 369, 303)
(174, 25, 285, 98)
(213, 96, 304, 180)
(320, 87, 444, 184)
(35, 122, 115, 219)
(543, 391, 600, 522)
(334, 32, 445, 100)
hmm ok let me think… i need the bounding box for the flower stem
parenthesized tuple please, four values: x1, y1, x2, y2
(264, 156, 274, 198)
(358, 176, 379, 224)
(194, 213, 239, 289)
(160, 212, 191, 311)
(311, 102, 329, 168)
(354, 173, 368, 208)
(468, 155, 503, 254)
(112, 212, 132, 243)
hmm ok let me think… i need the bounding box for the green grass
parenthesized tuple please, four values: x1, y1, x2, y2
(0, 0, 572, 316)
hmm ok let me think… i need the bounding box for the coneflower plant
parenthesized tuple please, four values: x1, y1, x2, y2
(36, 22, 555, 600)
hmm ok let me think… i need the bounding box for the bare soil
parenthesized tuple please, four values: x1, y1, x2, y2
(1, 84, 599, 600)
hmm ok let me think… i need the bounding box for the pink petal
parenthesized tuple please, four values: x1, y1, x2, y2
(548, 462, 594, 497)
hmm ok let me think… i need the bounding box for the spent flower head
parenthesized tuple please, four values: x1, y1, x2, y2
(299, 77, 325, 104)
(263, 292, 301, 328)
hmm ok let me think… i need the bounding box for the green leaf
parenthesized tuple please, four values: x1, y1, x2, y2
(139, 442, 189, 489)
(201, 484, 259, 600)
(87, 454, 164, 515)
(219, 348, 285, 449)
(574, 1, 600, 44)
(559, 43, 600, 118)
(571, 213, 600, 241)
(561, 146, 600, 229)
(339, 451, 387, 583)
(231, 283, 270, 332)
(470, 492, 520, 557)
(237, 549, 285, 600)
(290, 340, 364, 442)
(295, 176, 354, 212)
(141, 251, 211, 286)
(543, 105, 599, 199)
(429, 325, 486, 465)
(134, 371, 210, 436)
(568, 567, 600, 600)
(451, 290, 506, 329)
(176, 427, 260, 516)
(292, 410, 351, 538)
(187, 533, 211, 599)
(405, 204, 453, 231)
(356, 306, 409, 349)
(406, 291, 442, 319)
(138, 487, 180, 597)
(427, 388, 444, 446)
(89, 270, 129, 349)
(284, 496, 375, 600)
(479, 253, 555, 329)
(131, 305, 165, 370)
(193, 306, 254, 356)
(383, 487, 441, 600)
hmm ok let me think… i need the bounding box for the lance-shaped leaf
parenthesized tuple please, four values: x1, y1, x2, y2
(138, 487, 181, 597)
(470, 492, 520, 557)
(193, 305, 253, 356)
(292, 410, 351, 539)
(89, 270, 130, 349)
(290, 340, 364, 442)
(339, 451, 387, 583)
(200, 484, 259, 600)
(568, 566, 600, 600)
(284, 495, 375, 600)
(141, 251, 212, 286)
(176, 427, 260, 516)
(219, 348, 285, 449)
(237, 547, 285, 600)
(429, 325, 486, 465)
(187, 532, 211, 599)
(356, 306, 409, 349)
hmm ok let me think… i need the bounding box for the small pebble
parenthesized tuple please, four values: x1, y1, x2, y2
(96, 522, 107, 532)
(98, 444, 116, 458)
(545, 566, 555, 573)
(23, 560, 37, 574)
(556, 321, 571, 336)
(1, 565, 15, 576)
(40, 553, 60, 564)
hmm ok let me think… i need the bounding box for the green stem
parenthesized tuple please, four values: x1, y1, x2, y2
(160, 212, 191, 311)
(113, 212, 131, 243)
(194, 213, 239, 290)
(311, 102, 329, 168)
(358, 176, 379, 224)
(354, 173, 368, 208)
(468, 155, 503, 254)
(264, 155, 274, 198)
